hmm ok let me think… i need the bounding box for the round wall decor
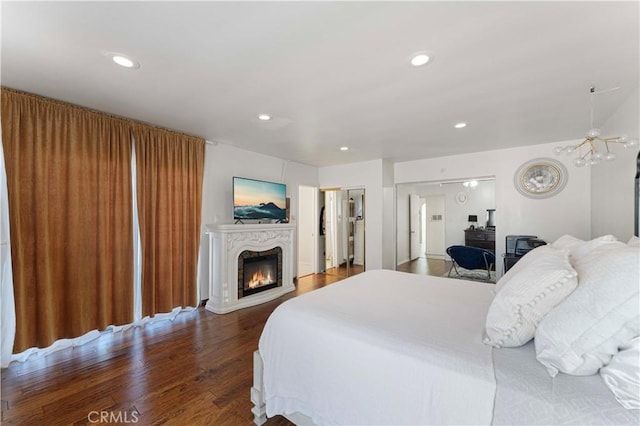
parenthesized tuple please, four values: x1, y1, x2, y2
(455, 191, 469, 204)
(514, 158, 568, 199)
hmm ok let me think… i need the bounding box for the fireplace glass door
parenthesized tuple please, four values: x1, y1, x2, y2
(238, 248, 282, 298)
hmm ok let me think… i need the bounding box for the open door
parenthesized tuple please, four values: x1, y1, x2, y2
(297, 185, 317, 278)
(409, 193, 421, 260)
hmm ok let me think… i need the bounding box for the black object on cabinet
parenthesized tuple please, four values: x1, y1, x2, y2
(504, 235, 547, 272)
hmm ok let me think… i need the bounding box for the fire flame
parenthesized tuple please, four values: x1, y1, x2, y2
(248, 270, 274, 289)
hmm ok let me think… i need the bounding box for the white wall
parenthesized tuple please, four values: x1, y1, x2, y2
(396, 180, 495, 265)
(395, 141, 591, 274)
(199, 142, 318, 299)
(318, 159, 384, 270)
(592, 86, 640, 241)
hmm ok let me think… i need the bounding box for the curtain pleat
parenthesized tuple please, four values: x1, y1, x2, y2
(133, 126, 204, 316)
(1, 89, 134, 352)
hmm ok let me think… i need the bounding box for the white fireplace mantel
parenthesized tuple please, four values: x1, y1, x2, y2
(205, 223, 295, 314)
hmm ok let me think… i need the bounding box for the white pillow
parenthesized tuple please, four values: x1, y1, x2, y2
(600, 336, 640, 410)
(484, 246, 578, 348)
(551, 234, 584, 250)
(535, 243, 640, 376)
(628, 236, 640, 248)
(551, 234, 618, 264)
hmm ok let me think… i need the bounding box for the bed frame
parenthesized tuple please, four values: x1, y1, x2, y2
(252, 350, 313, 426)
(251, 351, 267, 425)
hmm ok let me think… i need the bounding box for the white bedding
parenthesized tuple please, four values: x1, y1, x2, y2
(493, 341, 639, 425)
(258, 269, 638, 425)
(258, 269, 497, 425)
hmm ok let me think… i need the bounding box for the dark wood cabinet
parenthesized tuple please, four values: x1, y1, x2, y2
(464, 229, 495, 252)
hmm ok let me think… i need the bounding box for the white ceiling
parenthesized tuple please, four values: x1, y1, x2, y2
(2, 1, 638, 167)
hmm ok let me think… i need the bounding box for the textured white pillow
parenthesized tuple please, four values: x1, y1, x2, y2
(600, 336, 640, 410)
(535, 243, 640, 376)
(484, 246, 578, 348)
(551, 234, 618, 264)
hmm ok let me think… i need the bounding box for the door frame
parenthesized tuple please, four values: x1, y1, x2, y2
(321, 187, 366, 278)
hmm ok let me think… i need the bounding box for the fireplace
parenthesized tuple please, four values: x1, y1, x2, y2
(238, 247, 282, 298)
(205, 223, 295, 314)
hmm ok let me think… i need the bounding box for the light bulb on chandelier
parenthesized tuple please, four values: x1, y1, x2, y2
(553, 87, 638, 167)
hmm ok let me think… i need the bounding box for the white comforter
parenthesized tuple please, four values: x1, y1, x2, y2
(259, 269, 496, 425)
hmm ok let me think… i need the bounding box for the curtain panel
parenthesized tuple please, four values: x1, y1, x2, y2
(1, 89, 134, 352)
(132, 126, 205, 316)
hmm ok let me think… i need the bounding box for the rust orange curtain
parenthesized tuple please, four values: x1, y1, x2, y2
(133, 126, 204, 316)
(1, 89, 134, 352)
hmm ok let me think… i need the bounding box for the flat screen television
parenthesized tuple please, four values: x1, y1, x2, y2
(233, 177, 287, 221)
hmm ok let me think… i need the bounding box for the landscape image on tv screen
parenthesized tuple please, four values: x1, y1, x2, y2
(233, 177, 287, 220)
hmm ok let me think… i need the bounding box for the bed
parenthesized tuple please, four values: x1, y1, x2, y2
(252, 244, 639, 425)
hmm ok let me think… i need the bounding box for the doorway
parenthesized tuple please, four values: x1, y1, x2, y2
(396, 178, 495, 277)
(322, 188, 365, 279)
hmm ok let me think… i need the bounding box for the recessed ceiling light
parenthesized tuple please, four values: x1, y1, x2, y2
(113, 55, 135, 68)
(258, 114, 271, 121)
(101, 51, 140, 69)
(340, 146, 349, 151)
(410, 52, 433, 67)
(454, 122, 467, 129)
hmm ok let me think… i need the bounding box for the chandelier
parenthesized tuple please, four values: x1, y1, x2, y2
(553, 87, 638, 167)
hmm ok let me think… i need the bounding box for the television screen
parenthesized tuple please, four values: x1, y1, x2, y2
(233, 177, 287, 221)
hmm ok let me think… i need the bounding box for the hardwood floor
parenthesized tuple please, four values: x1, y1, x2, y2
(1, 273, 343, 426)
(396, 256, 452, 277)
(324, 263, 365, 279)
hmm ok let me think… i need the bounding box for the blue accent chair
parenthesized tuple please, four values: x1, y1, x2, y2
(446, 245, 496, 282)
